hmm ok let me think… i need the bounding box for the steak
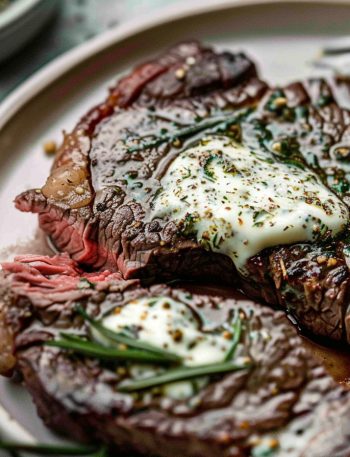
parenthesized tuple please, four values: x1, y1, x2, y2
(0, 253, 129, 375)
(14, 42, 265, 277)
(2, 255, 350, 457)
(13, 41, 350, 344)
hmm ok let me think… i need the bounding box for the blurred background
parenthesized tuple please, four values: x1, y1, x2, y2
(0, 0, 179, 101)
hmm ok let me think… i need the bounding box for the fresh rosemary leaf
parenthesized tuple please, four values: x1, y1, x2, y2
(46, 335, 174, 364)
(225, 314, 242, 361)
(281, 158, 305, 170)
(127, 110, 250, 153)
(76, 306, 182, 363)
(118, 361, 251, 392)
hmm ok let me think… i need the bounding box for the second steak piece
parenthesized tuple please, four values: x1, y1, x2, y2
(2, 254, 350, 457)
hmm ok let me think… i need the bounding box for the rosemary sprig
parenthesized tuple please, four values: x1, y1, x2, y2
(118, 361, 251, 392)
(127, 110, 251, 153)
(46, 334, 175, 364)
(0, 442, 101, 455)
(281, 158, 305, 170)
(225, 314, 242, 361)
(76, 306, 182, 363)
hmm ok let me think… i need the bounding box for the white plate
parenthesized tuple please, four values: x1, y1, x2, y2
(1, 0, 350, 454)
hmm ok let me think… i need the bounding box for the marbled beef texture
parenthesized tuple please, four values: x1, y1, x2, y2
(14, 41, 350, 343)
(2, 255, 350, 457)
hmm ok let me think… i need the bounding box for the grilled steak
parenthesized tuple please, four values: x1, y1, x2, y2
(14, 42, 265, 277)
(2, 255, 350, 457)
(14, 41, 350, 345)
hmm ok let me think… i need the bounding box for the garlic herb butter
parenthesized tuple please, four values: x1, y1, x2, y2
(101, 297, 232, 367)
(151, 136, 349, 273)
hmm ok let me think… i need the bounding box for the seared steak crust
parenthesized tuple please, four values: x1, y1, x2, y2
(2, 255, 350, 457)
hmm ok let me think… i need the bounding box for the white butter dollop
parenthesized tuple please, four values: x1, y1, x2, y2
(102, 296, 231, 367)
(151, 136, 348, 273)
(102, 296, 233, 400)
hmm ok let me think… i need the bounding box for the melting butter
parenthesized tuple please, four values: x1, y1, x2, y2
(102, 296, 233, 400)
(102, 296, 231, 367)
(151, 136, 349, 274)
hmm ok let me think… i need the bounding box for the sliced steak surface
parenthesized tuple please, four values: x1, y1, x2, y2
(0, 253, 132, 375)
(2, 255, 350, 457)
(14, 41, 350, 344)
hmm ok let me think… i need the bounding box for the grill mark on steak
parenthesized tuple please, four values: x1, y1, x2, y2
(2, 255, 350, 457)
(13, 41, 350, 344)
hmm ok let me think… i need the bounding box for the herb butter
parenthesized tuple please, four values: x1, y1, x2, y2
(151, 136, 349, 273)
(101, 296, 231, 367)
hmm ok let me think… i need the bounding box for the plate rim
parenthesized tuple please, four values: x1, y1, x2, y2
(1, 0, 350, 449)
(1, 0, 350, 132)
